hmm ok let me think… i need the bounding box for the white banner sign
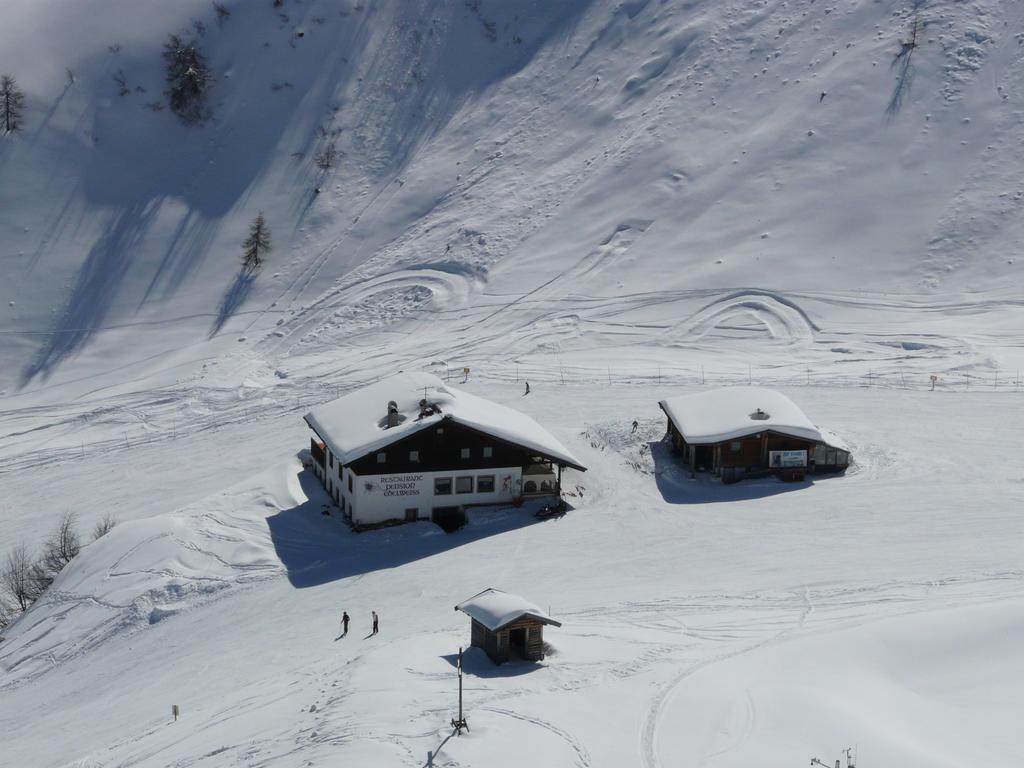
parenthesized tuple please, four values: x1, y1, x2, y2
(769, 450, 807, 468)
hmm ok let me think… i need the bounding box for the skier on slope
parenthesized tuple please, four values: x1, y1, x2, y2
(341, 611, 349, 637)
(371, 610, 379, 635)
(524, 381, 530, 396)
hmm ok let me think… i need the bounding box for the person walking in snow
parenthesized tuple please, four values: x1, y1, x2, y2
(341, 611, 349, 637)
(631, 419, 639, 434)
(524, 381, 530, 396)
(371, 610, 379, 635)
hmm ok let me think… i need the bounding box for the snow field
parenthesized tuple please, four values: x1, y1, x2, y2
(3, 382, 1023, 767)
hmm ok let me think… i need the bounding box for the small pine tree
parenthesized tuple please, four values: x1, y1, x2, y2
(314, 141, 338, 170)
(242, 212, 271, 270)
(1, 75, 26, 134)
(163, 35, 211, 124)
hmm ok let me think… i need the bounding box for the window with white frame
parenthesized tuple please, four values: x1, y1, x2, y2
(482, 446, 493, 458)
(460, 447, 471, 459)
(409, 450, 419, 462)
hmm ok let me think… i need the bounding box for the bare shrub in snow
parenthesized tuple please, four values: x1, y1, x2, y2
(242, 212, 272, 270)
(0, 595, 13, 629)
(1, 544, 35, 611)
(113, 70, 129, 97)
(1, 75, 26, 134)
(42, 512, 82, 573)
(163, 34, 212, 125)
(92, 514, 118, 541)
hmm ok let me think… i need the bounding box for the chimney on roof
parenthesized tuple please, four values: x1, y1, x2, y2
(386, 400, 400, 428)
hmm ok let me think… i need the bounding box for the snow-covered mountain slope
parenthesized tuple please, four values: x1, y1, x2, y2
(2, 0, 1023, 405)
(2, 0, 1024, 766)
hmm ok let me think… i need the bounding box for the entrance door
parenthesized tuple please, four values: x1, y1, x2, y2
(509, 627, 527, 658)
(694, 445, 713, 471)
(431, 506, 466, 533)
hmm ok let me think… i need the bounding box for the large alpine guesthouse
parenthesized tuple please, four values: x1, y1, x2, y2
(305, 372, 586, 530)
(659, 387, 850, 483)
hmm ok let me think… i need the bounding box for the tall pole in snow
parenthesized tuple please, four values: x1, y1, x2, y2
(451, 647, 468, 734)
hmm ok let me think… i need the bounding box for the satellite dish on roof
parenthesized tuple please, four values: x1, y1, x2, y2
(750, 408, 770, 420)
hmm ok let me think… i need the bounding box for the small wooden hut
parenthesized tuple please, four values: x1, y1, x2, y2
(455, 588, 561, 664)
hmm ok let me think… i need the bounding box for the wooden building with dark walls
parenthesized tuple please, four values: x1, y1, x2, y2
(455, 588, 562, 664)
(659, 387, 851, 483)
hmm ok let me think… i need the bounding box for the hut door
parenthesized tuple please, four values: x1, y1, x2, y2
(509, 627, 527, 658)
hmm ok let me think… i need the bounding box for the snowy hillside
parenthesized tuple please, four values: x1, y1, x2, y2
(2, 0, 1024, 766)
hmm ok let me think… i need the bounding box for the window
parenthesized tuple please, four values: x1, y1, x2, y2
(477, 475, 495, 493)
(524, 480, 538, 493)
(434, 477, 452, 495)
(460, 448, 471, 459)
(436, 427, 444, 434)
(482, 446, 493, 458)
(328, 451, 333, 468)
(377, 452, 387, 464)
(730, 441, 742, 453)
(409, 450, 419, 463)
(456, 476, 474, 494)
(405, 508, 418, 522)
(338, 463, 343, 478)
(348, 474, 353, 492)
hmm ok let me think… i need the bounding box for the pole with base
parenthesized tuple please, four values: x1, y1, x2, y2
(451, 646, 469, 734)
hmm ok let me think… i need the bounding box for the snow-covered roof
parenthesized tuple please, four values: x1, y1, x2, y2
(304, 372, 586, 470)
(658, 387, 845, 447)
(454, 588, 562, 632)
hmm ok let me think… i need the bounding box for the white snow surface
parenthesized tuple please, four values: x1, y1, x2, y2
(305, 371, 585, 468)
(1, 0, 1023, 766)
(659, 386, 840, 445)
(454, 587, 561, 632)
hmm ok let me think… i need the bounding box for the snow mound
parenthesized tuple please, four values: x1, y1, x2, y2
(0, 464, 310, 683)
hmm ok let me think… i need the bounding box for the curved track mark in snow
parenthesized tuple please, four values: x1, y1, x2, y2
(672, 290, 818, 344)
(483, 706, 591, 768)
(640, 591, 813, 768)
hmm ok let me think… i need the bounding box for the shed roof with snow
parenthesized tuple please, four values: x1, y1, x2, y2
(658, 386, 845, 447)
(454, 588, 562, 632)
(304, 372, 586, 470)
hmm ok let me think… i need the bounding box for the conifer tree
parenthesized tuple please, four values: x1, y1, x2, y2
(163, 35, 211, 124)
(1, 75, 26, 134)
(242, 212, 271, 270)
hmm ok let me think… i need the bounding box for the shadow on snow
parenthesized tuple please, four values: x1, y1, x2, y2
(440, 647, 542, 678)
(266, 468, 544, 588)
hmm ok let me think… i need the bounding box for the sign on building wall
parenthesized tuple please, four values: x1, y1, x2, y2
(769, 450, 807, 468)
(377, 474, 425, 497)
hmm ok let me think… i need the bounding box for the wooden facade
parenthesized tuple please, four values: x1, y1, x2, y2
(470, 617, 547, 663)
(344, 419, 567, 478)
(665, 419, 850, 482)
